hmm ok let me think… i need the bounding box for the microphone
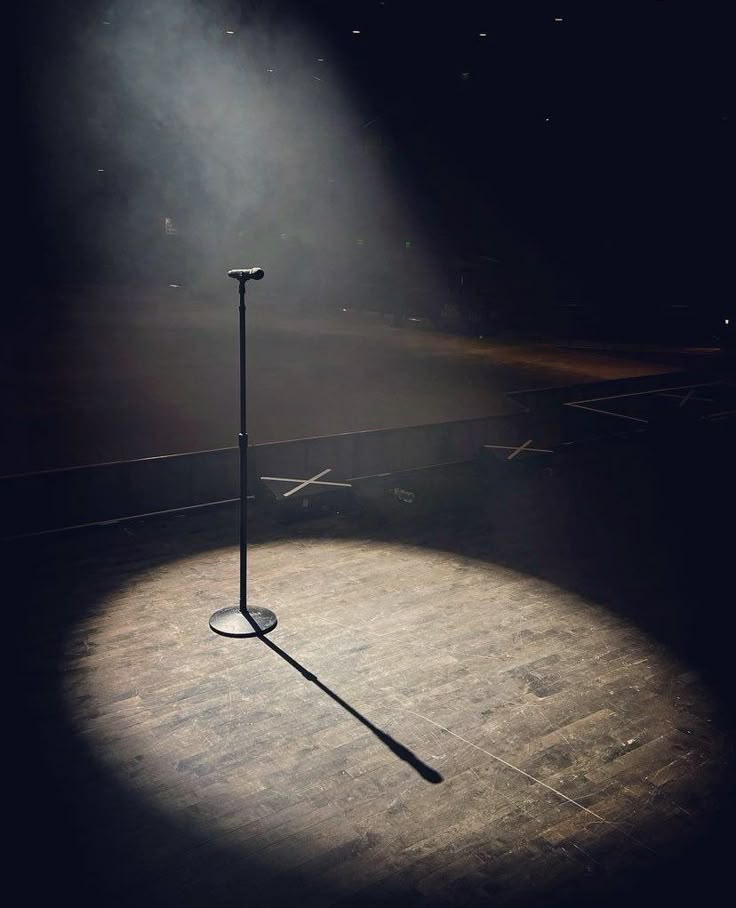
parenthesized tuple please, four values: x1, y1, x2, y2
(228, 267, 264, 281)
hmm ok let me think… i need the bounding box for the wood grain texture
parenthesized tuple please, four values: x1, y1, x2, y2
(14, 423, 735, 908)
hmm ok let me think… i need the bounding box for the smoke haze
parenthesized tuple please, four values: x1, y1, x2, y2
(25, 0, 441, 307)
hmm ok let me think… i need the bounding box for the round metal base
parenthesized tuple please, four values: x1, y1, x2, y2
(209, 606, 277, 637)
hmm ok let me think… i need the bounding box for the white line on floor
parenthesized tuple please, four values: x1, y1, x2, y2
(657, 392, 713, 404)
(566, 403, 649, 423)
(401, 704, 658, 855)
(567, 381, 718, 406)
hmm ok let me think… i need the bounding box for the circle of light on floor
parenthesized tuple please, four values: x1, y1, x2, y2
(61, 537, 729, 905)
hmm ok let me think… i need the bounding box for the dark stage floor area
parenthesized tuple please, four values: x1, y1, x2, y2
(14, 404, 734, 908)
(4, 284, 713, 476)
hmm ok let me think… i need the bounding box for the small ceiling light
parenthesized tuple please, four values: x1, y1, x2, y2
(102, 21, 111, 26)
(352, 30, 361, 35)
(726, 318, 730, 325)
(544, 117, 550, 122)
(266, 68, 274, 72)
(97, 168, 105, 172)
(317, 58, 325, 62)
(479, 33, 487, 37)
(554, 17, 563, 22)
(169, 284, 180, 288)
(225, 30, 235, 35)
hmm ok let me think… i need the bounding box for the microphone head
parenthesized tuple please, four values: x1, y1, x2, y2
(228, 267, 265, 281)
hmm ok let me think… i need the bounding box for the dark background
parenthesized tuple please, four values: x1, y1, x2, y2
(11, 1, 732, 340)
(8, 11, 735, 904)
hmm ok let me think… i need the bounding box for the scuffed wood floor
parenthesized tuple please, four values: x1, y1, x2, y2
(15, 439, 734, 908)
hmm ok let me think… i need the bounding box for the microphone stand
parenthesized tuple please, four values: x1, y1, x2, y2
(209, 269, 277, 637)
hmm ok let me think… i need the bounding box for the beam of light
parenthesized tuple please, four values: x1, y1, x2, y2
(57, 0, 449, 312)
(60, 537, 729, 896)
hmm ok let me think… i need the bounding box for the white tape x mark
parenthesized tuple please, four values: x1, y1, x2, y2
(260, 468, 352, 498)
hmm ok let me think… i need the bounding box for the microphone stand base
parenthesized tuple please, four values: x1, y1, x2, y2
(209, 605, 278, 638)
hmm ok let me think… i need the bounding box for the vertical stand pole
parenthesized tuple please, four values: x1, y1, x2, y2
(238, 278, 248, 611)
(209, 274, 277, 637)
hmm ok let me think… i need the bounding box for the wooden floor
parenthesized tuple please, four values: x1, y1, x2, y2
(15, 425, 734, 907)
(6, 292, 683, 474)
